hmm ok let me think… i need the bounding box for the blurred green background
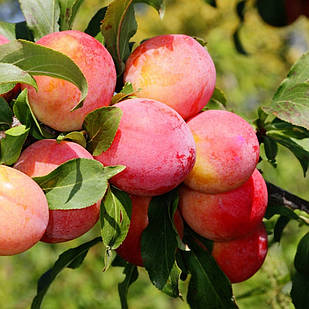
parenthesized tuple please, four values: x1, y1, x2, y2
(1, 0, 309, 308)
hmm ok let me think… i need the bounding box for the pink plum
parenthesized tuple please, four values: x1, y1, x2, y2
(14, 139, 100, 243)
(95, 98, 196, 196)
(22, 30, 116, 132)
(124, 34, 216, 120)
(0, 165, 49, 255)
(212, 223, 268, 283)
(184, 110, 260, 194)
(179, 169, 268, 241)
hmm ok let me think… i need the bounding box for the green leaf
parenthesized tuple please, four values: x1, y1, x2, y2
(101, 0, 137, 75)
(0, 21, 15, 40)
(135, 0, 166, 18)
(58, 0, 84, 31)
(33, 158, 125, 210)
(15, 21, 34, 41)
(291, 272, 309, 309)
(0, 125, 29, 165)
(262, 52, 309, 130)
(263, 135, 278, 166)
(0, 83, 16, 95)
(161, 263, 181, 298)
(118, 264, 138, 309)
(203, 87, 227, 110)
(273, 215, 290, 242)
(111, 82, 135, 105)
(203, 0, 217, 7)
(31, 237, 101, 309)
(294, 232, 309, 276)
(0, 39, 88, 107)
(264, 203, 300, 221)
(0, 97, 13, 130)
(183, 239, 238, 309)
(267, 132, 309, 176)
(141, 190, 180, 293)
(0, 63, 37, 93)
(100, 186, 131, 269)
(83, 106, 122, 156)
(57, 131, 87, 148)
(19, 0, 60, 41)
(84, 7, 107, 37)
(13, 89, 44, 137)
(268, 119, 309, 139)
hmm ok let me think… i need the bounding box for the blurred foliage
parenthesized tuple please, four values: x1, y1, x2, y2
(1, 0, 309, 308)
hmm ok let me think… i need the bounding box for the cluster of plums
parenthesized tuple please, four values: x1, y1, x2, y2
(0, 29, 267, 284)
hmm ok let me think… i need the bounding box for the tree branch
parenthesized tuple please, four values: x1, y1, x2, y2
(267, 182, 309, 214)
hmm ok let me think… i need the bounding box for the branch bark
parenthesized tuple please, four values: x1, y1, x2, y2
(267, 182, 309, 214)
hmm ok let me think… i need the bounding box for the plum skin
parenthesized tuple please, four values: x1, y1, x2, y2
(22, 30, 116, 132)
(95, 98, 196, 196)
(124, 34, 216, 120)
(14, 139, 101, 243)
(0, 165, 49, 255)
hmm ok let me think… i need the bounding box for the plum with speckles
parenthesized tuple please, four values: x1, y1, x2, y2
(0, 165, 49, 255)
(124, 34, 216, 120)
(94, 98, 196, 196)
(14, 139, 101, 243)
(184, 110, 259, 194)
(22, 30, 116, 132)
(179, 169, 268, 241)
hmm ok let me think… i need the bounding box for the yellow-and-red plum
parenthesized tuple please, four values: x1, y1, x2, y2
(22, 30, 116, 132)
(184, 110, 259, 194)
(0, 165, 49, 255)
(124, 34, 216, 120)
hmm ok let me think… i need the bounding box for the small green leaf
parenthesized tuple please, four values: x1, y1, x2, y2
(291, 272, 309, 309)
(0, 83, 16, 95)
(264, 203, 300, 221)
(294, 232, 309, 276)
(13, 89, 44, 137)
(84, 7, 107, 37)
(57, 131, 87, 148)
(0, 21, 15, 40)
(118, 263, 138, 309)
(135, 0, 166, 18)
(58, 0, 84, 31)
(203, 0, 217, 7)
(19, 0, 60, 41)
(31, 237, 101, 309)
(0, 97, 13, 130)
(273, 215, 290, 242)
(267, 132, 309, 176)
(263, 136, 278, 166)
(183, 239, 238, 309)
(0, 125, 29, 165)
(141, 190, 180, 293)
(100, 186, 131, 269)
(161, 263, 181, 298)
(203, 87, 227, 111)
(83, 106, 122, 156)
(0, 39, 88, 107)
(0, 63, 37, 92)
(33, 158, 124, 210)
(111, 82, 135, 105)
(268, 119, 309, 139)
(15, 21, 34, 41)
